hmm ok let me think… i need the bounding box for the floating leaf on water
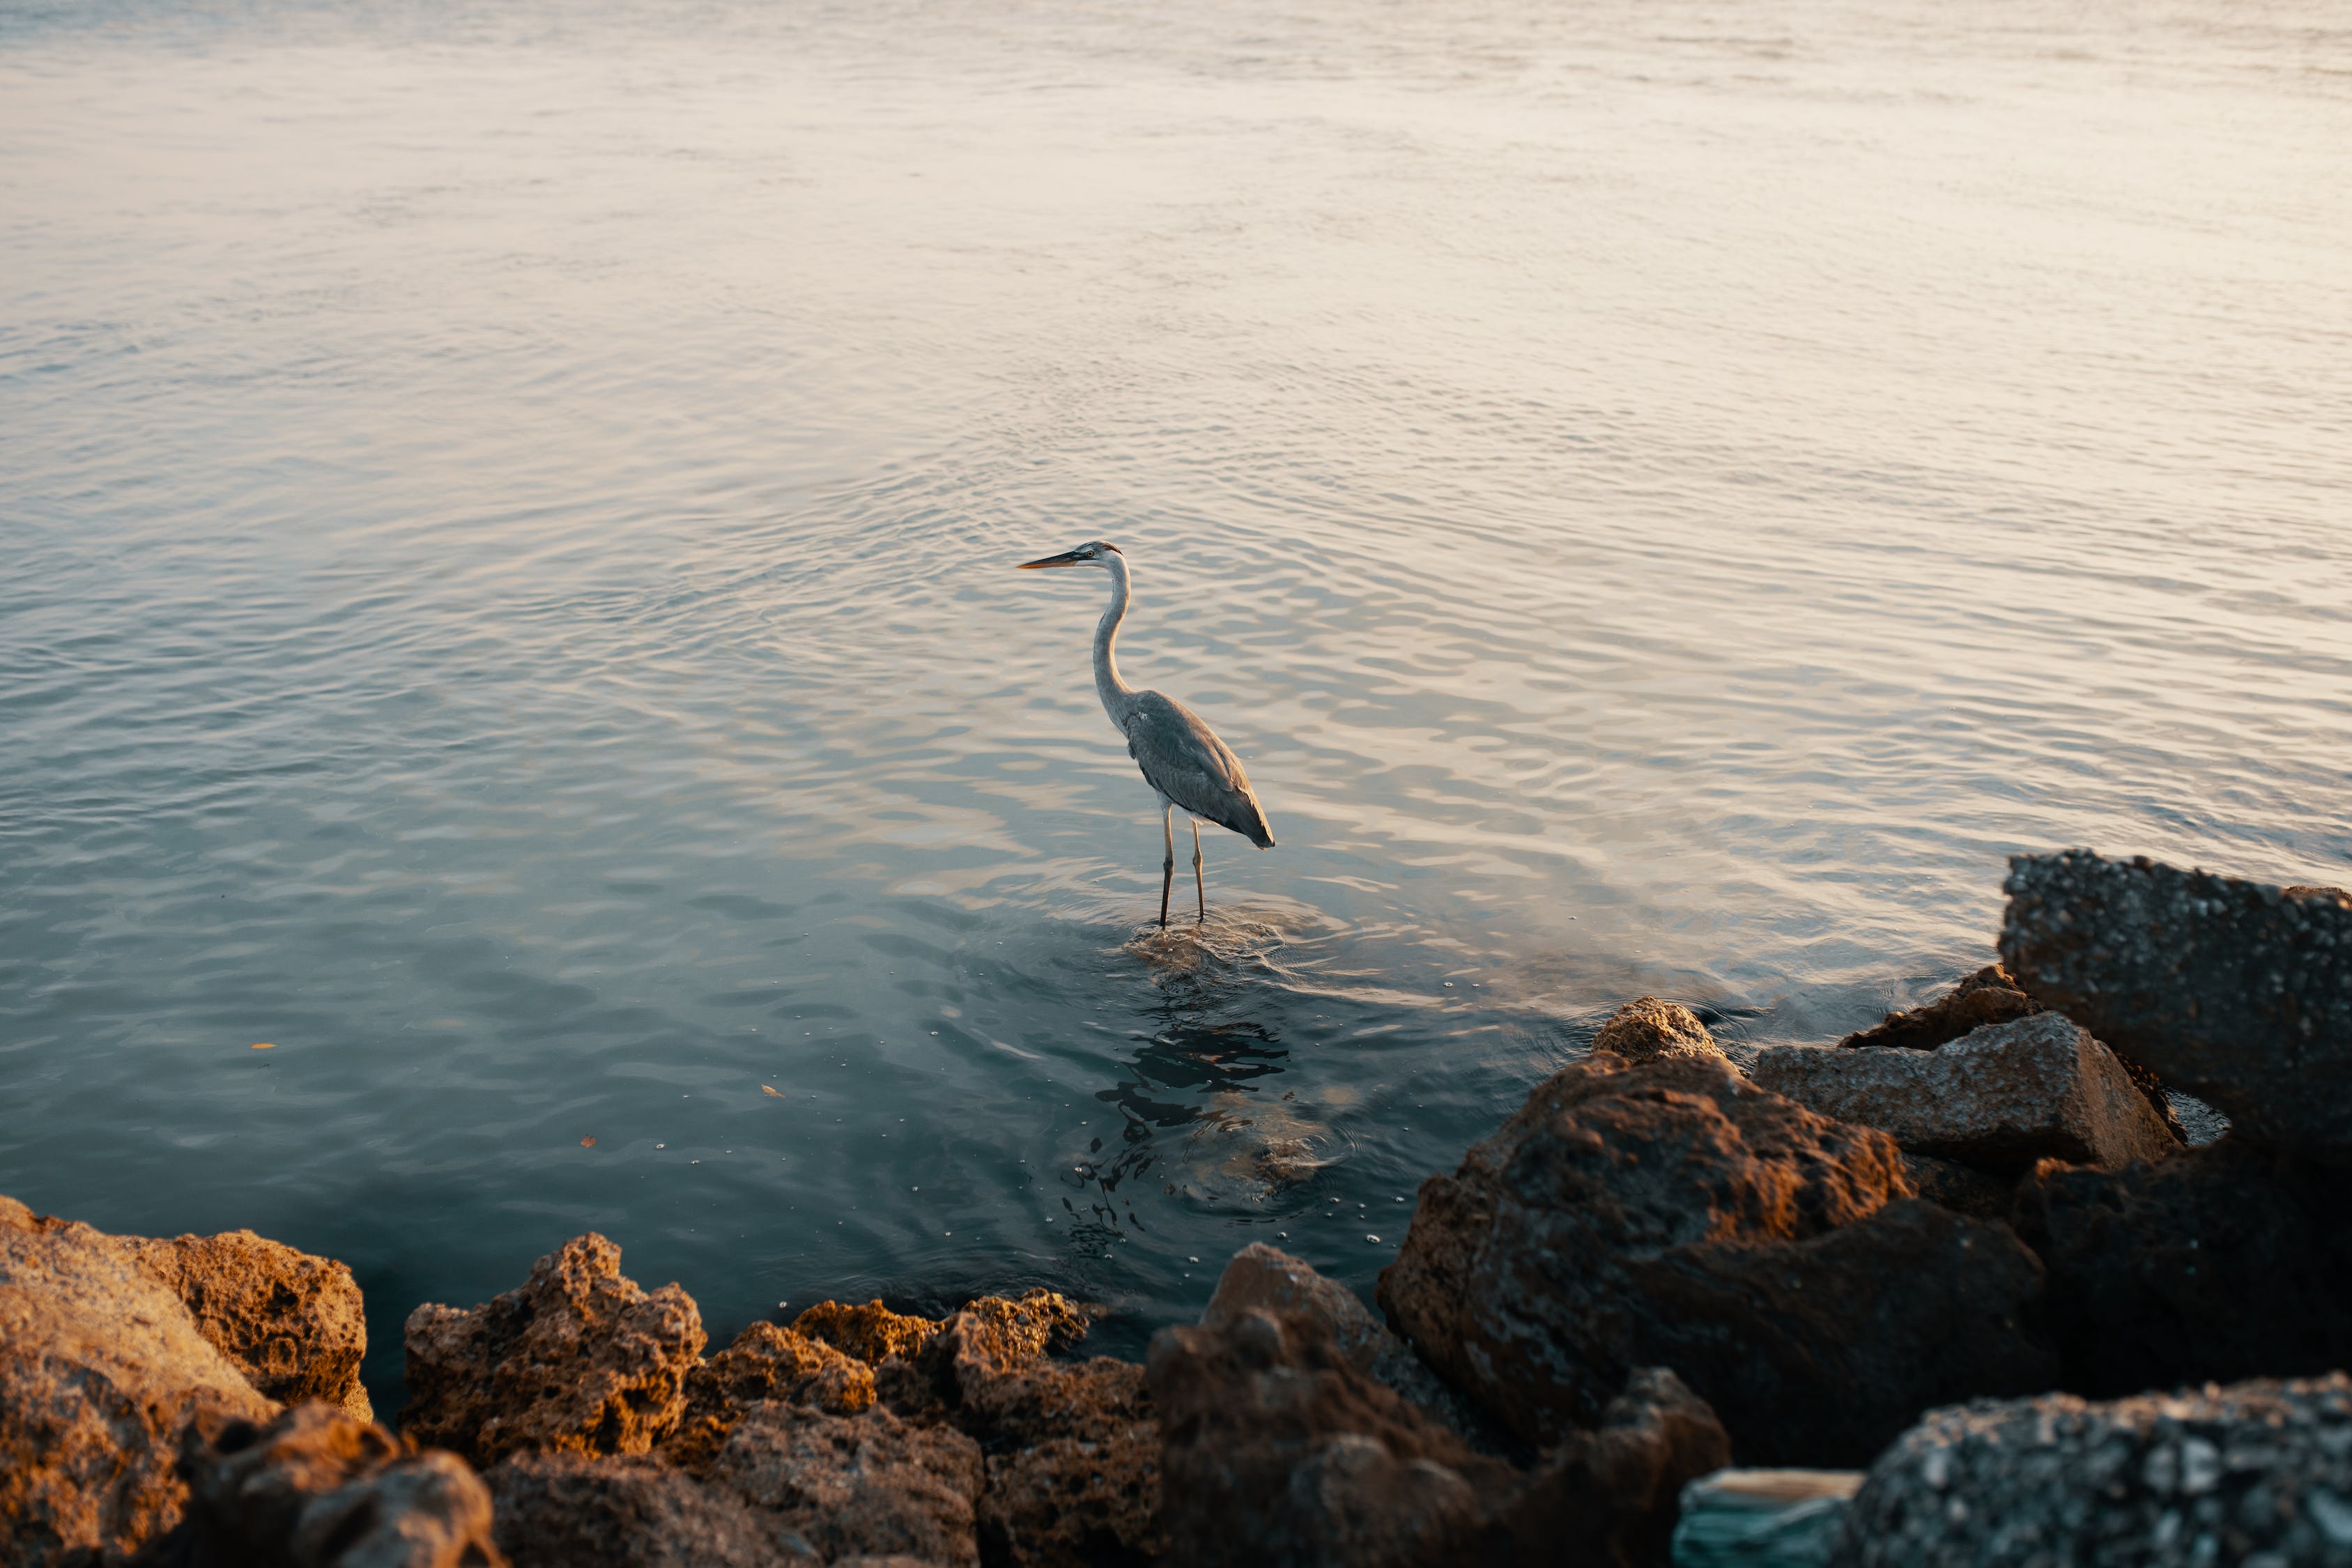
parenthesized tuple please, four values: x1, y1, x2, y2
(761, 1084, 783, 1097)
(250, 1043, 275, 1050)
(581, 1135, 596, 1147)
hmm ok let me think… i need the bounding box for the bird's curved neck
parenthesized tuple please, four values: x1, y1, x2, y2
(1094, 554, 1138, 718)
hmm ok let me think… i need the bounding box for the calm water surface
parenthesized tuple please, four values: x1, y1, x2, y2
(4, 0, 2348, 1408)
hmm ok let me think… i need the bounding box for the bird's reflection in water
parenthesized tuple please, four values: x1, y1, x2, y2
(1059, 906, 1349, 1253)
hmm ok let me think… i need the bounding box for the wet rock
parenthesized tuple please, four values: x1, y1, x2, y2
(125, 1229, 372, 1421)
(1203, 1244, 1500, 1450)
(402, 1234, 705, 1468)
(1753, 1014, 2178, 1174)
(1150, 1305, 1516, 1568)
(1897, 1153, 2013, 1221)
(1590, 997, 1723, 1066)
(488, 1452, 800, 1568)
(926, 1291, 1089, 1393)
(1999, 851, 2352, 1160)
(788, 1300, 944, 1369)
(1375, 1054, 2053, 1466)
(2012, 1139, 2352, 1397)
(1670, 1470, 1860, 1568)
(708, 1401, 982, 1568)
(148, 1402, 501, 1568)
(0, 1195, 276, 1567)
(1832, 1373, 2352, 1567)
(666, 1323, 876, 1475)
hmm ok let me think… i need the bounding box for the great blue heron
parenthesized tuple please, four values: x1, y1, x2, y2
(1019, 541, 1275, 927)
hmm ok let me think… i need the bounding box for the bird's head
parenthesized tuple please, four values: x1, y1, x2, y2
(1017, 541, 1123, 571)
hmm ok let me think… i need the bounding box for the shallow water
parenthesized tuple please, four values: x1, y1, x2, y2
(3, 0, 2347, 1406)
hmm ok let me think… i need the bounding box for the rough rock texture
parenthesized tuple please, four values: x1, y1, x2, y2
(1151, 1305, 1516, 1568)
(2001, 851, 2352, 1160)
(1201, 1245, 1493, 1447)
(146, 1403, 502, 1568)
(125, 1230, 372, 1421)
(964, 1358, 1162, 1568)
(1375, 1054, 2054, 1466)
(487, 1452, 799, 1568)
(2012, 1139, 2352, 1398)
(1590, 997, 1723, 1066)
(1898, 1153, 2014, 1221)
(1498, 1366, 1731, 1568)
(1753, 1014, 2178, 1174)
(1838, 964, 2043, 1051)
(789, 1300, 943, 1368)
(0, 1195, 277, 1567)
(1833, 1374, 2352, 1567)
(667, 1323, 876, 1474)
(402, 1234, 705, 1468)
(709, 1401, 983, 1568)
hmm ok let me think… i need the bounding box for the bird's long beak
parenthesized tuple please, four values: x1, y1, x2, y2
(1017, 550, 1086, 569)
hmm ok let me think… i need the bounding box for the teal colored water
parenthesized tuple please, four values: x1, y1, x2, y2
(3, 0, 2346, 1408)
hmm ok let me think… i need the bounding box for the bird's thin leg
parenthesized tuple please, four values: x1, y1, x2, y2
(1192, 819, 1205, 923)
(1159, 799, 1174, 930)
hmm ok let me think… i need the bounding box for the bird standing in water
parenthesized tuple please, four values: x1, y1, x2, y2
(1019, 541, 1275, 927)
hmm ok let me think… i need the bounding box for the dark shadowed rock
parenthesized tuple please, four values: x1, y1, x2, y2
(1832, 1374, 2352, 1567)
(708, 1401, 981, 1568)
(146, 1402, 502, 1568)
(402, 1234, 705, 1468)
(1590, 998, 1725, 1066)
(0, 1195, 276, 1567)
(1753, 1014, 2178, 1174)
(488, 1452, 801, 1568)
(2000, 851, 2352, 1160)
(1203, 1245, 1500, 1450)
(1838, 964, 2041, 1051)
(2012, 1139, 2352, 1397)
(1898, 1153, 2014, 1221)
(1497, 1367, 1730, 1568)
(963, 1358, 1163, 1568)
(666, 1323, 876, 1475)
(1375, 1055, 2052, 1466)
(1150, 1306, 1515, 1568)
(124, 1229, 372, 1421)
(788, 1300, 944, 1368)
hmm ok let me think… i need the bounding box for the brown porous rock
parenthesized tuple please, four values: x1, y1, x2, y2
(666, 1322, 876, 1475)
(146, 1402, 502, 1568)
(1590, 997, 1723, 1066)
(1753, 1014, 2178, 1174)
(1375, 1054, 2054, 1466)
(2012, 1139, 2352, 1398)
(1498, 1366, 1730, 1568)
(2000, 852, 2352, 1160)
(1202, 1244, 1499, 1450)
(707, 1401, 983, 1568)
(486, 1452, 798, 1568)
(124, 1229, 373, 1421)
(0, 1195, 277, 1567)
(964, 1357, 1163, 1568)
(401, 1233, 705, 1468)
(1898, 1153, 2015, 1220)
(788, 1300, 943, 1368)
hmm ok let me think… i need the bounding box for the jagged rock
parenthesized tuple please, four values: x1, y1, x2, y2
(1203, 1245, 1499, 1450)
(1375, 1054, 2053, 1466)
(1496, 1366, 1730, 1567)
(1838, 964, 2041, 1050)
(1753, 1014, 2178, 1174)
(925, 1291, 1089, 1393)
(143, 1402, 501, 1567)
(708, 1401, 982, 1568)
(1590, 997, 1723, 1066)
(964, 1358, 1163, 1568)
(2012, 1139, 2352, 1397)
(1150, 1305, 1515, 1567)
(1897, 1153, 2013, 1221)
(0, 1195, 276, 1566)
(2000, 852, 2352, 1160)
(788, 1300, 943, 1367)
(666, 1323, 876, 1474)
(488, 1452, 801, 1567)
(1832, 1374, 2352, 1567)
(402, 1234, 705, 1468)
(124, 1230, 372, 1421)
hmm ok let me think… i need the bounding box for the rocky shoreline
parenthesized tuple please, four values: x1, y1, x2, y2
(6, 850, 2349, 1567)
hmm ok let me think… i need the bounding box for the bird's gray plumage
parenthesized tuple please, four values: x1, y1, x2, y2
(1019, 539, 1275, 924)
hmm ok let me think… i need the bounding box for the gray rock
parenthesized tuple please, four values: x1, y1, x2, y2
(1831, 1374, 2352, 1567)
(1671, 1470, 1860, 1568)
(1752, 1014, 2178, 1174)
(1592, 998, 1726, 1066)
(1203, 1245, 1504, 1452)
(2000, 852, 2352, 1160)
(0, 1195, 276, 1566)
